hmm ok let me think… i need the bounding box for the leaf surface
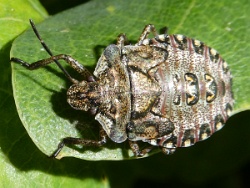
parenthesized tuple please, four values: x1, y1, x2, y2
(11, 0, 250, 161)
(4, 0, 250, 186)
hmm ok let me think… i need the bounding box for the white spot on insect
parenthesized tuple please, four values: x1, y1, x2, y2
(215, 122, 223, 130)
(184, 139, 191, 147)
(166, 142, 174, 148)
(175, 34, 184, 41)
(142, 39, 150, 45)
(148, 139, 157, 146)
(226, 105, 233, 117)
(201, 133, 208, 140)
(223, 61, 228, 70)
(158, 34, 165, 41)
(68, 57, 75, 62)
(210, 48, 218, 56)
(194, 39, 201, 46)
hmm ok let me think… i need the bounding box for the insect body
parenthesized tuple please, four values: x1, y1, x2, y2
(11, 20, 234, 158)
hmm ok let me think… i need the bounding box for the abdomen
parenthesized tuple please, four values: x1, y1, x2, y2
(150, 34, 234, 148)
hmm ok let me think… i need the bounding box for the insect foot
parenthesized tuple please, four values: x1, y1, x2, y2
(11, 20, 234, 158)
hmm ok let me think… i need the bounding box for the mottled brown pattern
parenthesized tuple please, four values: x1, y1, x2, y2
(11, 21, 234, 158)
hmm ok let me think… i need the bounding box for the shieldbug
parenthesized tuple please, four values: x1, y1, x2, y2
(11, 20, 234, 158)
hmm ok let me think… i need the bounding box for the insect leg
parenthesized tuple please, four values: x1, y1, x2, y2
(50, 127, 107, 158)
(137, 24, 158, 45)
(11, 19, 95, 83)
(129, 140, 153, 157)
(161, 147, 176, 155)
(116, 33, 129, 48)
(31, 19, 78, 83)
(11, 54, 95, 83)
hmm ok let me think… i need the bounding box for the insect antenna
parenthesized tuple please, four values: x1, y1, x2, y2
(29, 19, 77, 83)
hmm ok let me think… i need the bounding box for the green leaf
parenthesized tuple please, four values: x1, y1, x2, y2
(0, 0, 47, 47)
(10, 0, 250, 161)
(1, 0, 110, 187)
(4, 0, 250, 186)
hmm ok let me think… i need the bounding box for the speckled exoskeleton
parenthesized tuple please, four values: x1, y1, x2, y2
(11, 20, 234, 158)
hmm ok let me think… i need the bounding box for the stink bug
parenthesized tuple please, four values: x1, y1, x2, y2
(11, 20, 234, 158)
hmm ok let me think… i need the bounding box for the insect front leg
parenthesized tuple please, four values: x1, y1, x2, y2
(50, 126, 107, 158)
(11, 54, 95, 83)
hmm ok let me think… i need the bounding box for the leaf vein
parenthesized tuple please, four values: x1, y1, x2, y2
(174, 0, 196, 33)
